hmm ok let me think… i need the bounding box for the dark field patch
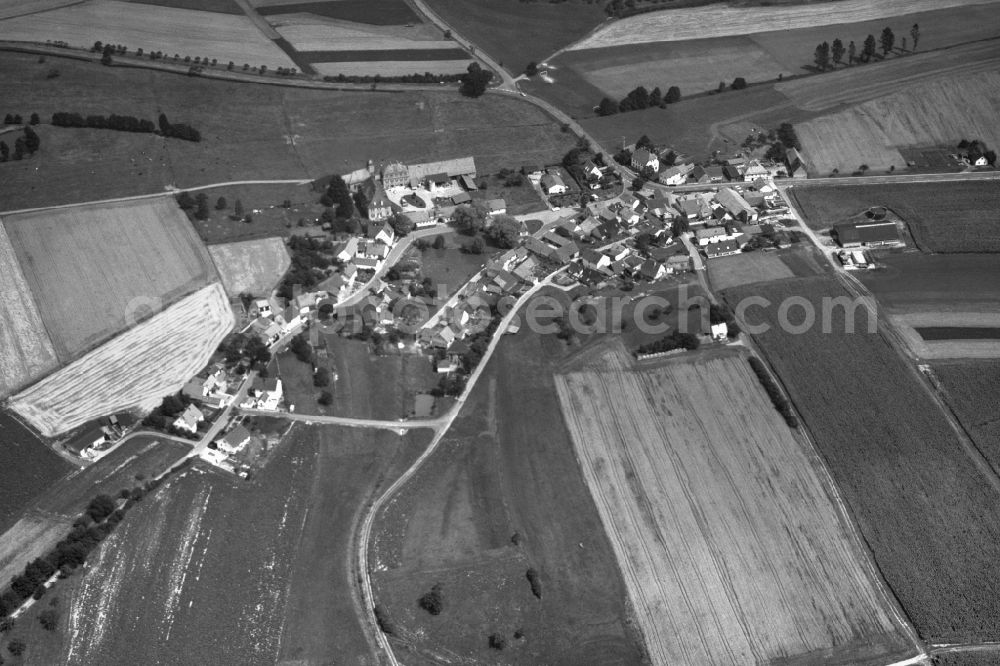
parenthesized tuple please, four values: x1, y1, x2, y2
(257, 0, 420, 25)
(918, 327, 1000, 341)
(790, 181, 1000, 253)
(302, 48, 468, 62)
(0, 410, 72, 533)
(932, 360, 1000, 473)
(124, 0, 242, 13)
(860, 254, 1000, 312)
(726, 275, 1000, 643)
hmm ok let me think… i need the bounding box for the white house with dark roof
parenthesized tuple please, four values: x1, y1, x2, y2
(540, 173, 567, 195)
(631, 148, 660, 172)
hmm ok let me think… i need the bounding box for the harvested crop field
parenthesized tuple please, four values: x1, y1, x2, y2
(883, 311, 1000, 361)
(725, 275, 1000, 642)
(41, 425, 425, 665)
(0, 0, 76, 19)
(569, 0, 998, 49)
(0, 224, 58, 398)
(208, 237, 290, 298)
(795, 69, 1000, 175)
(0, 52, 575, 209)
(775, 39, 1000, 112)
(0, 0, 296, 69)
(3, 197, 217, 360)
(555, 348, 914, 665)
(370, 328, 644, 664)
(124, 0, 242, 12)
(790, 181, 1000, 253)
(256, 0, 419, 25)
(10, 283, 234, 437)
(273, 21, 446, 53)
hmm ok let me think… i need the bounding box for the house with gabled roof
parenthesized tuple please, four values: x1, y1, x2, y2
(785, 147, 808, 179)
(638, 259, 667, 281)
(715, 188, 758, 223)
(541, 173, 567, 195)
(172, 404, 204, 434)
(631, 148, 659, 172)
(216, 425, 252, 454)
(659, 163, 695, 186)
(742, 159, 769, 182)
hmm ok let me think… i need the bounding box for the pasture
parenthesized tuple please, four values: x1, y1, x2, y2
(30, 425, 425, 664)
(569, 0, 999, 49)
(370, 328, 644, 664)
(796, 70, 1000, 175)
(0, 224, 58, 398)
(555, 349, 913, 666)
(303, 48, 468, 62)
(933, 360, 1000, 471)
(0, 0, 296, 69)
(208, 238, 290, 298)
(3, 198, 217, 360)
(10, 283, 234, 436)
(790, 181, 1000, 253)
(725, 275, 1000, 642)
(705, 249, 795, 291)
(0, 52, 575, 209)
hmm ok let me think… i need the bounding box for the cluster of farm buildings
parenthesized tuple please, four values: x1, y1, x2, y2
(631, 146, 808, 186)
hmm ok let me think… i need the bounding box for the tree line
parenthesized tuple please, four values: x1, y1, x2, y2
(49, 111, 200, 141)
(813, 24, 918, 70)
(596, 84, 681, 116)
(748, 356, 799, 428)
(323, 72, 465, 85)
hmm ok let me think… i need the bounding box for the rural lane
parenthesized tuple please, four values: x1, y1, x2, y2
(355, 271, 562, 666)
(238, 408, 443, 432)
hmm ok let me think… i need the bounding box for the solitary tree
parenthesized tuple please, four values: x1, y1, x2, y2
(469, 236, 486, 254)
(596, 97, 618, 116)
(731, 77, 748, 90)
(862, 34, 877, 62)
(459, 62, 491, 98)
(29, 113, 39, 125)
(880, 27, 895, 56)
(485, 215, 521, 249)
(848, 40, 856, 64)
(215, 196, 227, 210)
(649, 86, 662, 106)
(0, 141, 8, 162)
(194, 193, 210, 221)
(831, 38, 845, 66)
(233, 199, 244, 218)
(524, 61, 538, 76)
(664, 85, 681, 103)
(38, 609, 58, 631)
(910, 23, 920, 51)
(813, 41, 830, 70)
(432, 234, 446, 250)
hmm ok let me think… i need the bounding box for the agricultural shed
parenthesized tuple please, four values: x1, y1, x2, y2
(833, 221, 900, 248)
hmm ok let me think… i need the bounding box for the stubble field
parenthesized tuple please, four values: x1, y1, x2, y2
(569, 0, 999, 49)
(2, 198, 218, 360)
(0, 0, 295, 69)
(0, 52, 576, 210)
(725, 275, 1000, 642)
(10, 283, 234, 436)
(370, 328, 644, 664)
(22, 425, 426, 665)
(208, 237, 290, 298)
(555, 348, 913, 665)
(790, 181, 1000, 253)
(0, 224, 58, 398)
(795, 69, 1000, 175)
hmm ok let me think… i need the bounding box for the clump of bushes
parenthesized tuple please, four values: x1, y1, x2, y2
(748, 357, 799, 427)
(526, 568, 542, 599)
(418, 583, 444, 615)
(636, 330, 700, 355)
(373, 604, 396, 635)
(488, 633, 506, 650)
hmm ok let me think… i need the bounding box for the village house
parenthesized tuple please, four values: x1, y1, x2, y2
(686, 165, 710, 185)
(380, 161, 410, 188)
(216, 424, 252, 455)
(335, 237, 359, 263)
(366, 182, 394, 221)
(742, 159, 770, 182)
(172, 404, 204, 434)
(785, 148, 809, 179)
(582, 159, 603, 181)
(638, 259, 667, 281)
(580, 248, 611, 271)
(659, 163, 695, 186)
(631, 148, 660, 172)
(407, 156, 477, 189)
(704, 238, 742, 258)
(541, 172, 568, 195)
(715, 188, 758, 223)
(666, 253, 692, 273)
(485, 199, 507, 216)
(254, 299, 272, 318)
(695, 226, 728, 246)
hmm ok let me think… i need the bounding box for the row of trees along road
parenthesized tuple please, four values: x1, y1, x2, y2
(814, 24, 919, 70)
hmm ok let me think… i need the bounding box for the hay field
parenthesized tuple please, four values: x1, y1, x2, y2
(0, 0, 296, 69)
(3, 197, 217, 361)
(796, 70, 1000, 175)
(208, 237, 290, 297)
(10, 283, 233, 437)
(0, 224, 58, 399)
(312, 59, 472, 76)
(555, 352, 913, 666)
(569, 0, 999, 49)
